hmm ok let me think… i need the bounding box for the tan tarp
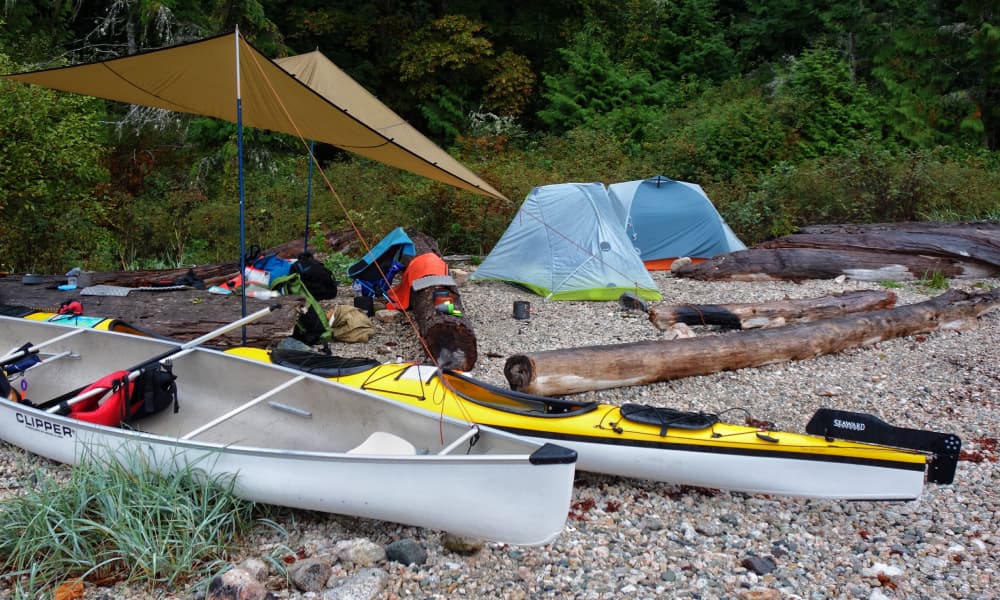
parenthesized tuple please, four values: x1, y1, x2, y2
(3, 32, 506, 200)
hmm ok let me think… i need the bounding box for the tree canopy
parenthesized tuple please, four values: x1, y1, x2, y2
(0, 2, 997, 272)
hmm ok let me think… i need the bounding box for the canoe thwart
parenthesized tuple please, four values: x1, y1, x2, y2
(182, 374, 307, 440)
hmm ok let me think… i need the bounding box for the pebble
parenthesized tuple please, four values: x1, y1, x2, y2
(2, 273, 998, 599)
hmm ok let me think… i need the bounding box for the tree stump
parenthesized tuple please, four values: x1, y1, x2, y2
(409, 284, 478, 370)
(398, 233, 477, 371)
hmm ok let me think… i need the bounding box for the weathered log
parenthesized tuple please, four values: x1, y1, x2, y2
(324, 227, 442, 258)
(798, 221, 1000, 236)
(409, 284, 478, 370)
(649, 290, 897, 330)
(673, 247, 993, 281)
(76, 238, 326, 289)
(760, 231, 1000, 268)
(675, 221, 1000, 281)
(0, 275, 303, 347)
(505, 287, 1000, 396)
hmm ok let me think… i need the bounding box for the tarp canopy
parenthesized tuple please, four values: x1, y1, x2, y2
(608, 175, 745, 270)
(471, 182, 661, 301)
(3, 32, 506, 201)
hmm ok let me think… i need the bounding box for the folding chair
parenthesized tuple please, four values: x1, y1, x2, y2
(347, 227, 416, 301)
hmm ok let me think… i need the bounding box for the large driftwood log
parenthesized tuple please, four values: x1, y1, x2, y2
(0, 276, 302, 347)
(649, 290, 897, 330)
(675, 221, 1000, 281)
(505, 288, 1000, 396)
(69, 238, 324, 289)
(798, 221, 1000, 238)
(674, 247, 988, 281)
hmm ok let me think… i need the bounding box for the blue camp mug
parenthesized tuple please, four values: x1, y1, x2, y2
(513, 301, 530, 319)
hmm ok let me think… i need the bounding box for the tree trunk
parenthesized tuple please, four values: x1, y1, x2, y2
(673, 247, 987, 281)
(505, 288, 1000, 396)
(649, 290, 897, 330)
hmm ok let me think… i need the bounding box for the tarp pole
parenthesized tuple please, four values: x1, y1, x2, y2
(304, 140, 314, 253)
(235, 27, 248, 343)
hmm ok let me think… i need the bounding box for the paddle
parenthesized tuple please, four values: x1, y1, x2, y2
(44, 304, 280, 415)
(1, 328, 87, 366)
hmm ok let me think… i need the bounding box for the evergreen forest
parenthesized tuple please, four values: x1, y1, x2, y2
(1, 0, 998, 273)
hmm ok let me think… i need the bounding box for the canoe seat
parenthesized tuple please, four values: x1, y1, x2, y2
(347, 431, 416, 456)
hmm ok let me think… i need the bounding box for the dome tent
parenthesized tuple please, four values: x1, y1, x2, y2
(471, 183, 661, 301)
(608, 176, 746, 270)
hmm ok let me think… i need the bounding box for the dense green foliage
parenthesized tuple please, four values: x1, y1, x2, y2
(0, 2, 997, 273)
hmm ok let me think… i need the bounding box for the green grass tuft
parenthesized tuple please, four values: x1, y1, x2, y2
(917, 270, 950, 291)
(0, 447, 258, 596)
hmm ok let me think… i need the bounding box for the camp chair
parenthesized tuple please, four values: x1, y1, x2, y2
(347, 227, 416, 301)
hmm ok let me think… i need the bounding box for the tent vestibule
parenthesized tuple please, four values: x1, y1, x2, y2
(608, 175, 745, 270)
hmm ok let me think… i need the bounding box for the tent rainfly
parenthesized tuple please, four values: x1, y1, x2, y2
(471, 182, 662, 301)
(608, 175, 746, 270)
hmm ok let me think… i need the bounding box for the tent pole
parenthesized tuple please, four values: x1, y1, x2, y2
(304, 140, 314, 253)
(235, 27, 248, 343)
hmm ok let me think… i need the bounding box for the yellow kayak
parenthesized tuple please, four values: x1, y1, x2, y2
(229, 347, 961, 500)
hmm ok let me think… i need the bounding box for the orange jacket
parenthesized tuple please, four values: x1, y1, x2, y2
(387, 253, 448, 310)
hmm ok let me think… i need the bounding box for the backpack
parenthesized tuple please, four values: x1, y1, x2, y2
(271, 272, 333, 346)
(289, 252, 338, 300)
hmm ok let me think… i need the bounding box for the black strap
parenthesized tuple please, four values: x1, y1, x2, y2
(619, 404, 720, 436)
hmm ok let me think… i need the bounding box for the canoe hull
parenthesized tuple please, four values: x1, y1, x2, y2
(0, 317, 576, 545)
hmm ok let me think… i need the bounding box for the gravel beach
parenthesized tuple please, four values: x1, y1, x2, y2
(2, 271, 998, 600)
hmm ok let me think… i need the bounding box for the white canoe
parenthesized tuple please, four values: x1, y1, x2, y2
(0, 315, 577, 546)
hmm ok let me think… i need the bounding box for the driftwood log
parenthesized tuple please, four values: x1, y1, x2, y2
(0, 275, 303, 347)
(505, 287, 1000, 396)
(88, 238, 322, 288)
(675, 221, 1000, 281)
(649, 290, 897, 330)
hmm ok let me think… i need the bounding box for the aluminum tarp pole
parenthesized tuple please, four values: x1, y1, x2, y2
(305, 139, 314, 253)
(235, 27, 248, 342)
